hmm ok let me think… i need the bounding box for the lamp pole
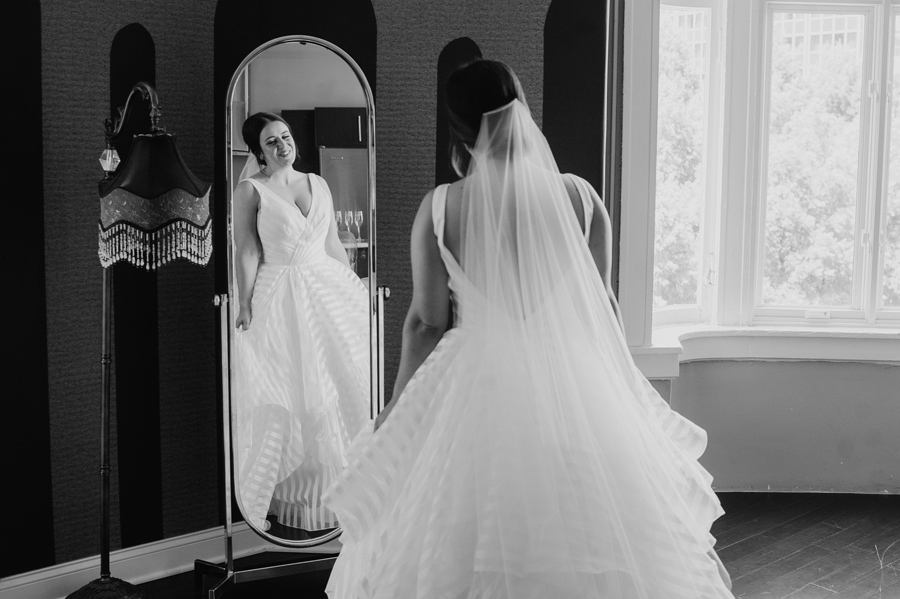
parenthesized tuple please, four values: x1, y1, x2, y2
(99, 266, 113, 582)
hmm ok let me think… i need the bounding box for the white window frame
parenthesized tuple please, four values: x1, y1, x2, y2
(874, 4, 900, 319)
(753, 3, 878, 324)
(652, 0, 726, 328)
(621, 0, 900, 377)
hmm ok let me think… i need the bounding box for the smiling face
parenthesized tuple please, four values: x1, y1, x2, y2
(259, 120, 295, 169)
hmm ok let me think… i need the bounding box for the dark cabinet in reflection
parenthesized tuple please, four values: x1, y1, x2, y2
(282, 109, 318, 174)
(315, 107, 367, 148)
(282, 107, 368, 172)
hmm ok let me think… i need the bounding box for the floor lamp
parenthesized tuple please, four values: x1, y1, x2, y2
(66, 81, 212, 599)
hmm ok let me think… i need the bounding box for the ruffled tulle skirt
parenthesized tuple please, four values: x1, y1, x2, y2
(323, 325, 733, 599)
(234, 257, 369, 531)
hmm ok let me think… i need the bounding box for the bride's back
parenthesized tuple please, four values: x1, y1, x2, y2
(440, 173, 589, 269)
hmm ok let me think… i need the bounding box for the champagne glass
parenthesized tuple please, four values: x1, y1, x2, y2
(334, 210, 343, 231)
(354, 210, 364, 242)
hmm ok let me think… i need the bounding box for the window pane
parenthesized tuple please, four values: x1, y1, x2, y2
(761, 12, 865, 306)
(883, 15, 900, 308)
(653, 6, 710, 309)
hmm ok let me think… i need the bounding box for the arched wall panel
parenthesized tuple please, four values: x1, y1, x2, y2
(109, 23, 164, 549)
(434, 37, 482, 186)
(212, 0, 378, 521)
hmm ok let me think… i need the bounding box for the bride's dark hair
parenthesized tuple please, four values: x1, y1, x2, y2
(242, 111, 294, 170)
(445, 59, 527, 177)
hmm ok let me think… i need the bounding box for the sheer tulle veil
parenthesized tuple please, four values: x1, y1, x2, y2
(459, 98, 638, 391)
(238, 152, 262, 182)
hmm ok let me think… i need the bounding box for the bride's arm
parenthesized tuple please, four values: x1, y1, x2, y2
(375, 190, 451, 431)
(584, 183, 625, 333)
(233, 181, 262, 330)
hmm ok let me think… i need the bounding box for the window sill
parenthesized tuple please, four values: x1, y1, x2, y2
(630, 324, 900, 379)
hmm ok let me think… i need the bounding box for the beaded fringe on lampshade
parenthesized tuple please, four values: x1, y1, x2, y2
(98, 187, 212, 269)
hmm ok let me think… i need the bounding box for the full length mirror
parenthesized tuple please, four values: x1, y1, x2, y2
(225, 36, 377, 547)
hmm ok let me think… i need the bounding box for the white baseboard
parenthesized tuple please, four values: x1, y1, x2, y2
(0, 523, 341, 599)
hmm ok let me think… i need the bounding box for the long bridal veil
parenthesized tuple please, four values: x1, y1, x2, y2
(237, 153, 261, 182)
(448, 98, 732, 597)
(459, 98, 636, 400)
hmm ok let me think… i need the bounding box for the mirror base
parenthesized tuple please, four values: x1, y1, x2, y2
(194, 555, 336, 599)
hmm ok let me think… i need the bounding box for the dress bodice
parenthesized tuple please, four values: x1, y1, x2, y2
(243, 175, 330, 267)
(430, 174, 594, 327)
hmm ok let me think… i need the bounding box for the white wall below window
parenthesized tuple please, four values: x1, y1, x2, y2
(670, 359, 900, 493)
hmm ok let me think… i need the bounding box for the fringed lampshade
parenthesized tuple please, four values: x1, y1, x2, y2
(98, 132, 211, 269)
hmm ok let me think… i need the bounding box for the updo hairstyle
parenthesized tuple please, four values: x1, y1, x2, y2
(445, 59, 526, 176)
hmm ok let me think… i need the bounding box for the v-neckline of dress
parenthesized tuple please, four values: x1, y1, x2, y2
(257, 173, 314, 219)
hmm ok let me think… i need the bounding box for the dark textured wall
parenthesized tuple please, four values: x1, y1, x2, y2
(372, 0, 550, 390)
(5, 0, 615, 577)
(40, 0, 219, 567)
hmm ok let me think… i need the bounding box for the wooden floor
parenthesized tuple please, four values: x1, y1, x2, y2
(139, 492, 900, 599)
(715, 492, 900, 598)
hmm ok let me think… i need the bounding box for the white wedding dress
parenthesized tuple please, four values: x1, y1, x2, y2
(233, 174, 369, 531)
(323, 100, 733, 598)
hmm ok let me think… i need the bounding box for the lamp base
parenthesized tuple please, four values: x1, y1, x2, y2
(65, 577, 143, 599)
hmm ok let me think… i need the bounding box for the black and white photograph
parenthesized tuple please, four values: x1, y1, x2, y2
(2, 1, 898, 599)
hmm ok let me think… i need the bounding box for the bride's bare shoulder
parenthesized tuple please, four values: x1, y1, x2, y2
(234, 179, 259, 205)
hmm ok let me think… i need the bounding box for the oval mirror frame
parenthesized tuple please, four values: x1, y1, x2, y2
(223, 35, 378, 548)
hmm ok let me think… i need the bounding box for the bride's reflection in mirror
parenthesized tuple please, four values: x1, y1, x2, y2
(228, 41, 372, 542)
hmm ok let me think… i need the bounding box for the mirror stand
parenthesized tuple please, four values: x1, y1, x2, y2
(194, 554, 335, 599)
(197, 34, 380, 597)
(193, 294, 339, 599)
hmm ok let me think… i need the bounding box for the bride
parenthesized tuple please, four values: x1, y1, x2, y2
(323, 60, 733, 598)
(231, 112, 369, 533)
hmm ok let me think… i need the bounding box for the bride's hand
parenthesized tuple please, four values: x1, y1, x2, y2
(235, 305, 252, 331)
(374, 399, 395, 431)
(374, 410, 387, 431)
